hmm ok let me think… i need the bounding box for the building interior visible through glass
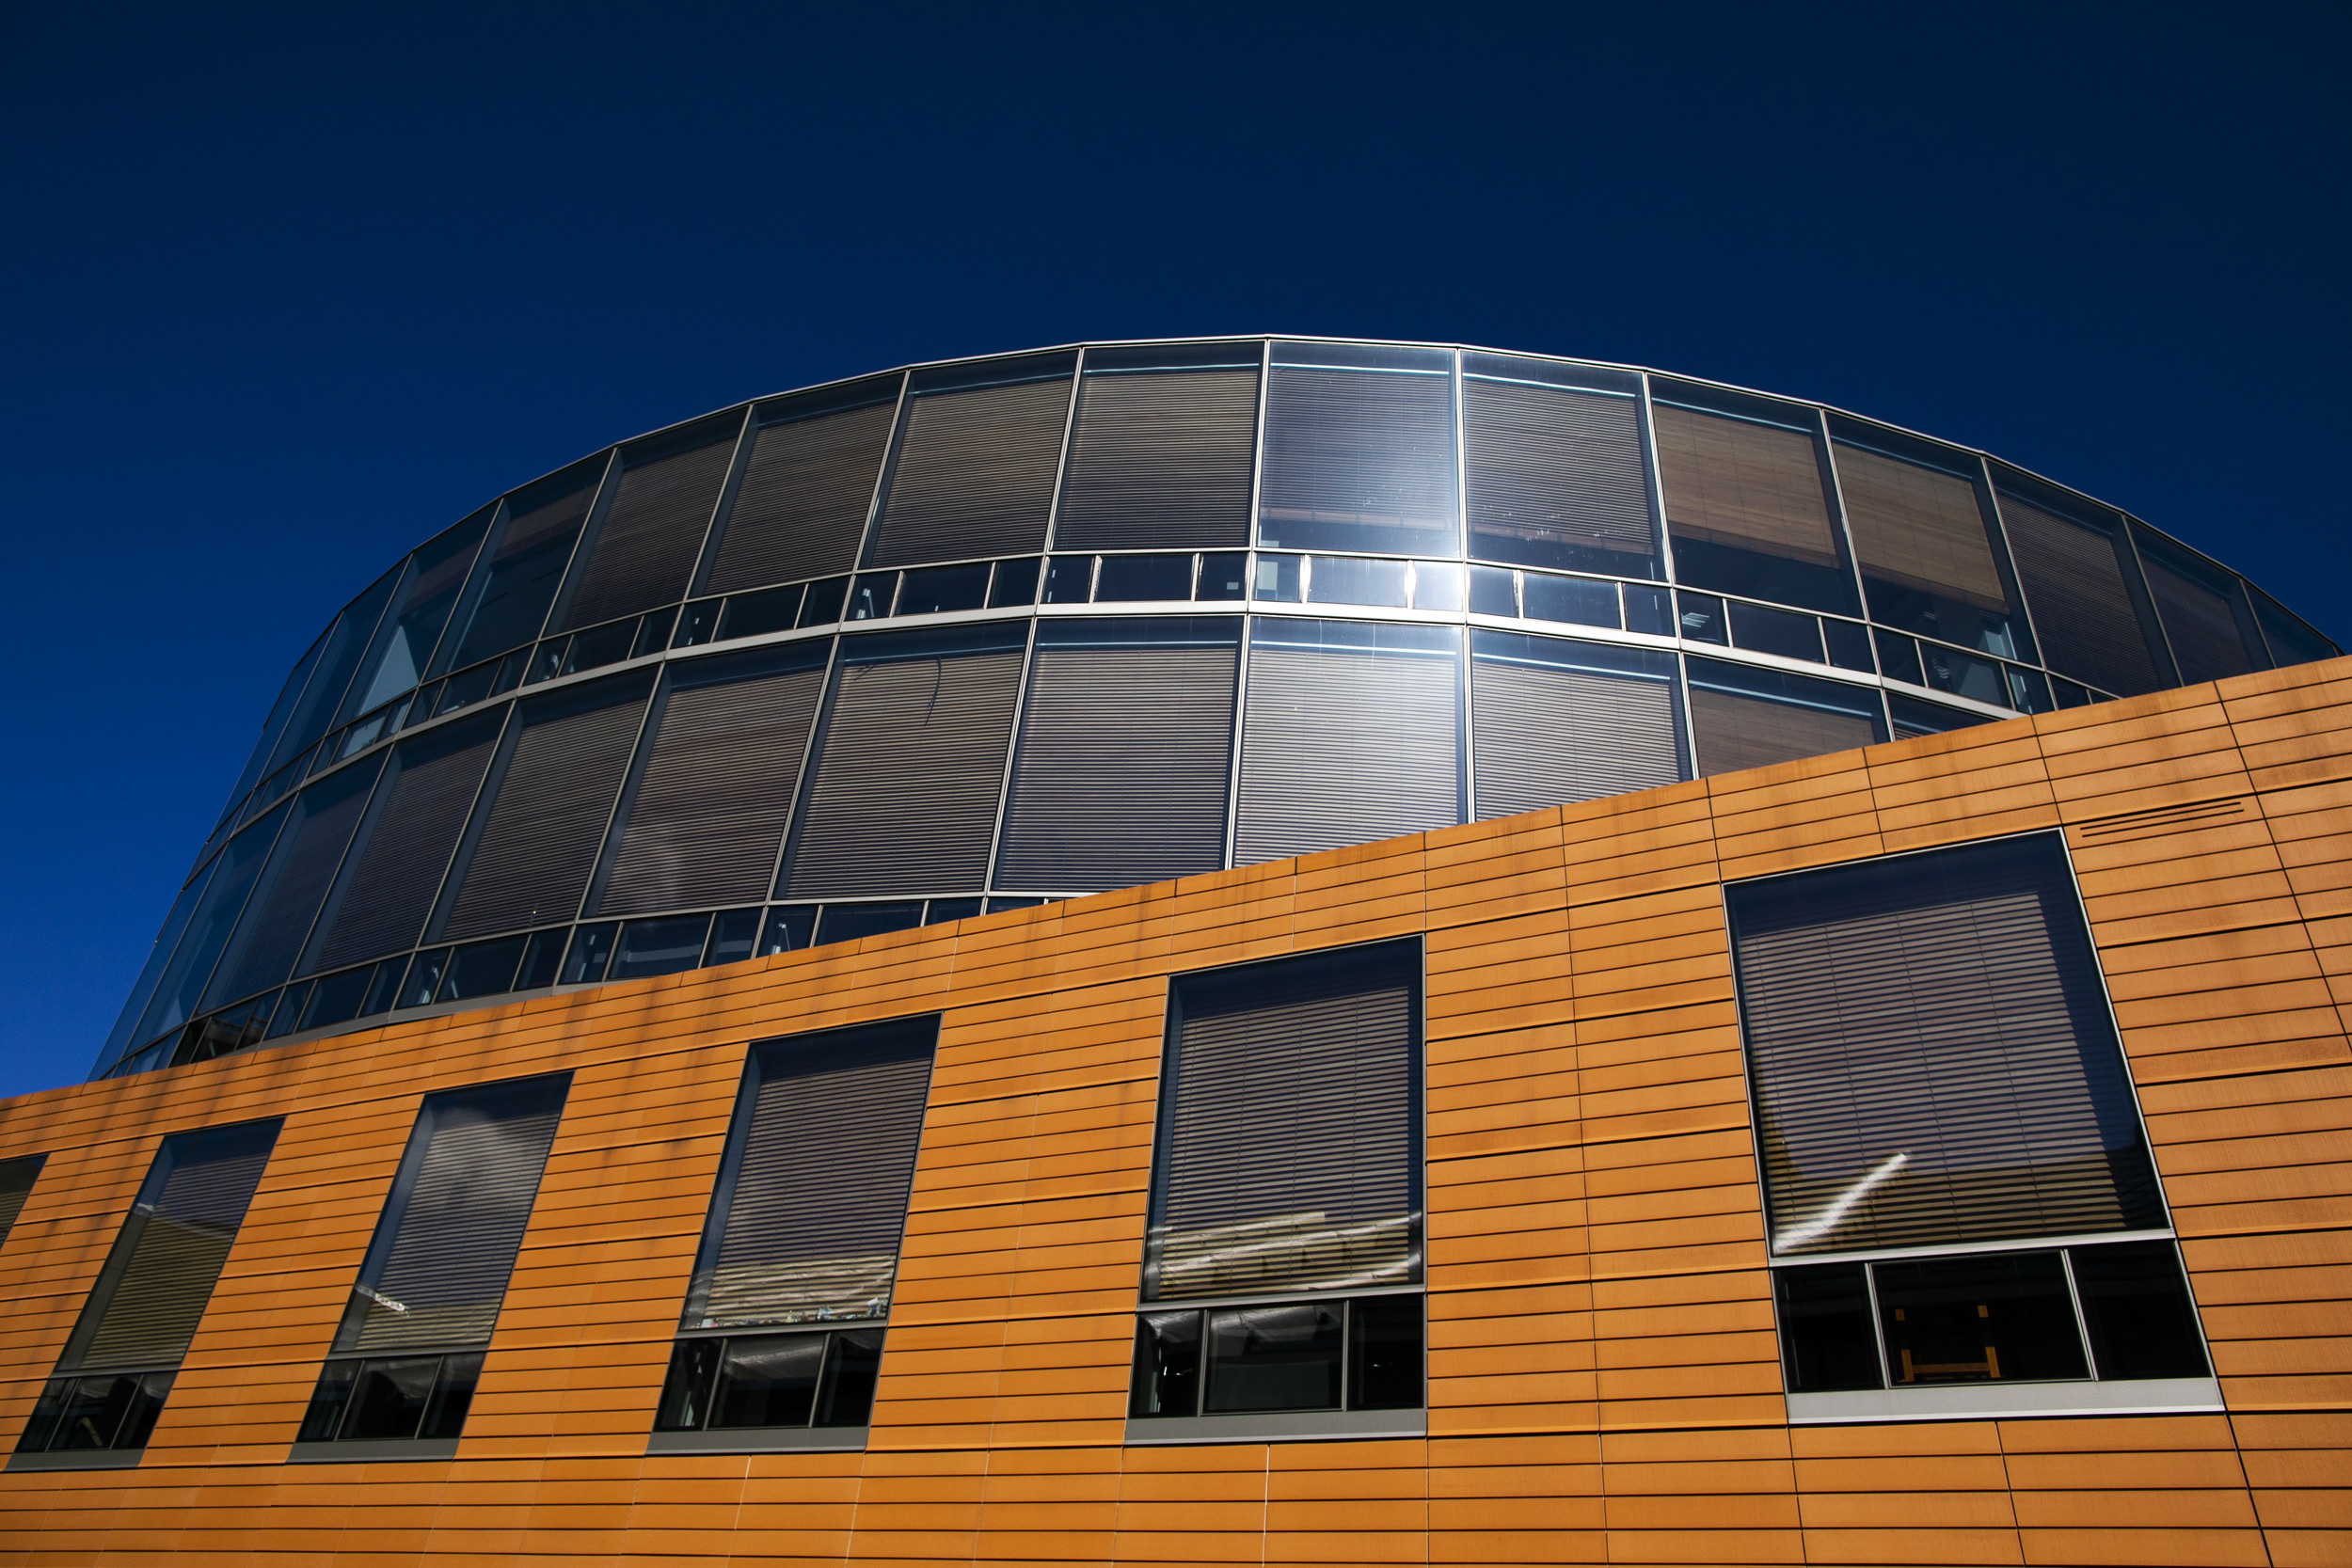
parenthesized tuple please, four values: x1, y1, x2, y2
(91, 339, 2334, 1101)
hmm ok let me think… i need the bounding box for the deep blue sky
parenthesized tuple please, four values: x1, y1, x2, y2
(2, 3, 2344, 1098)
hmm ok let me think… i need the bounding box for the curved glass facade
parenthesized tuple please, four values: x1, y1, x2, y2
(94, 338, 2341, 1080)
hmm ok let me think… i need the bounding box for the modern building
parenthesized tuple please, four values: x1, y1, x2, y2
(1, 338, 2346, 1564)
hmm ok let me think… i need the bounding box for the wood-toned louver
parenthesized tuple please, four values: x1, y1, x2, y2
(777, 632, 1025, 898)
(304, 714, 503, 974)
(1055, 369, 1258, 550)
(1727, 834, 2164, 1255)
(439, 675, 653, 942)
(61, 1120, 279, 1372)
(1259, 367, 1459, 550)
(2139, 546, 2261, 685)
(1689, 686, 1879, 777)
(1470, 639, 1682, 817)
(687, 1020, 936, 1329)
(866, 376, 1073, 568)
(557, 436, 737, 631)
(1652, 404, 1840, 566)
(202, 756, 385, 1007)
(1995, 493, 2166, 696)
(994, 625, 1238, 890)
(1148, 942, 1421, 1300)
(596, 645, 830, 917)
(1834, 443, 2009, 612)
(1234, 625, 1460, 866)
(340, 1076, 568, 1353)
(1463, 378, 1652, 566)
(706, 400, 898, 594)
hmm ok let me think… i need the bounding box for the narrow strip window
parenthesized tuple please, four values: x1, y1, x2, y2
(1130, 941, 1424, 1432)
(1726, 834, 2213, 1414)
(651, 1017, 936, 1449)
(295, 1073, 569, 1453)
(14, 1121, 279, 1461)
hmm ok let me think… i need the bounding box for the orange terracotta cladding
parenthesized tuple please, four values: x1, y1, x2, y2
(2, 656, 2349, 1567)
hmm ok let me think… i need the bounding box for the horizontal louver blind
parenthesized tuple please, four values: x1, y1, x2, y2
(1471, 655, 1681, 817)
(307, 718, 502, 973)
(1055, 369, 1258, 549)
(1996, 494, 2164, 697)
(203, 758, 383, 1007)
(1464, 379, 1651, 562)
(1235, 632, 1460, 865)
(66, 1120, 279, 1371)
(1150, 943, 1420, 1299)
(597, 652, 829, 917)
(558, 437, 737, 630)
(1259, 367, 1458, 547)
(691, 1022, 936, 1328)
(441, 678, 651, 941)
(1835, 444, 2008, 611)
(2141, 552, 2258, 685)
(1689, 686, 1879, 777)
(866, 377, 1072, 567)
(1652, 404, 1840, 566)
(779, 641, 1025, 897)
(342, 1076, 567, 1353)
(1729, 835, 2163, 1255)
(707, 402, 897, 594)
(0, 1155, 39, 1249)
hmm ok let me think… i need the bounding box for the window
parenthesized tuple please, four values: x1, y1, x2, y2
(554, 420, 739, 633)
(704, 377, 901, 595)
(336, 512, 496, 725)
(1826, 421, 2029, 661)
(1056, 341, 1260, 551)
(1726, 835, 2216, 1420)
(1651, 384, 1859, 617)
(200, 756, 386, 1014)
(1129, 941, 1425, 1441)
(866, 354, 1076, 569)
(2132, 526, 2270, 685)
(0, 1155, 41, 1251)
(1462, 355, 1658, 578)
(1685, 656, 1887, 777)
(1470, 630, 1685, 818)
(1991, 467, 2174, 698)
(295, 1074, 569, 1457)
(437, 467, 605, 674)
(1259, 341, 1459, 558)
(14, 1120, 279, 1465)
(651, 1017, 936, 1452)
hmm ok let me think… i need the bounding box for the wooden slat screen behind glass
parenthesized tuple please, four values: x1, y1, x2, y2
(1833, 443, 2009, 612)
(1055, 367, 1258, 550)
(1652, 403, 1840, 566)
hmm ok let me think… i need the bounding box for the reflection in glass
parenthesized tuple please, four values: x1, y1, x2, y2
(1308, 555, 1409, 609)
(1727, 601, 1824, 664)
(757, 906, 817, 956)
(1093, 552, 1195, 602)
(1523, 573, 1619, 630)
(1346, 1295, 1423, 1410)
(562, 923, 617, 985)
(1468, 564, 1518, 618)
(1874, 630, 1924, 687)
(2071, 1242, 2209, 1380)
(1252, 554, 1301, 602)
(1919, 642, 2009, 706)
(1197, 552, 1248, 601)
(1873, 1252, 2087, 1385)
(895, 562, 990, 616)
(1462, 358, 1657, 577)
(1653, 394, 1857, 616)
(1130, 1310, 1203, 1418)
(704, 909, 761, 967)
(1411, 562, 1462, 611)
(1831, 434, 2026, 658)
(846, 573, 896, 621)
(131, 805, 288, 1049)
(711, 1333, 825, 1428)
(436, 936, 527, 1001)
(1773, 1265, 1882, 1392)
(342, 514, 494, 722)
(1260, 344, 1458, 558)
(1204, 1303, 1343, 1413)
(611, 915, 713, 980)
(816, 903, 924, 943)
(1675, 592, 1727, 644)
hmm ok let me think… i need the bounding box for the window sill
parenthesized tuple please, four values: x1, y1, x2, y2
(646, 1425, 867, 1455)
(8, 1447, 143, 1472)
(1124, 1408, 1425, 1445)
(287, 1436, 460, 1464)
(1788, 1376, 2223, 1424)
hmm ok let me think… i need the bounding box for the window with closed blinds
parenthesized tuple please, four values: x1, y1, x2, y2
(777, 625, 1026, 898)
(682, 1017, 937, 1329)
(1832, 437, 2026, 658)
(1235, 619, 1461, 866)
(333, 1074, 569, 1354)
(1727, 834, 2164, 1256)
(56, 1119, 281, 1374)
(596, 641, 831, 917)
(437, 673, 653, 942)
(1259, 342, 1458, 559)
(1470, 631, 1684, 818)
(1686, 657, 1887, 778)
(301, 710, 503, 974)
(439, 471, 602, 673)
(557, 427, 739, 631)
(994, 617, 1239, 891)
(1994, 481, 2171, 697)
(705, 381, 900, 594)
(0, 1155, 45, 1252)
(201, 756, 385, 1010)
(1462, 357, 1657, 577)
(1055, 344, 1259, 550)
(865, 355, 1075, 569)
(339, 511, 496, 724)
(2134, 527, 2266, 685)
(1145, 941, 1422, 1301)
(1653, 394, 1857, 616)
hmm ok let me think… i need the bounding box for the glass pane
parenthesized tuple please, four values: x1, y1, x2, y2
(1823, 620, 1875, 672)
(1919, 642, 2010, 707)
(1773, 1264, 1882, 1392)
(297, 1360, 357, 1442)
(798, 576, 849, 626)
(654, 1338, 723, 1432)
(419, 1351, 483, 1439)
(720, 584, 803, 641)
(1874, 630, 1925, 686)
(52, 1374, 142, 1450)
(674, 599, 720, 647)
(1411, 562, 1462, 611)
(343, 515, 494, 721)
(300, 966, 373, 1029)
(816, 1327, 884, 1427)
(1094, 553, 1195, 602)
(1130, 1310, 1203, 1418)
(1468, 564, 1517, 618)
(1308, 556, 1409, 609)
(988, 557, 1041, 607)
(1347, 1296, 1423, 1410)
(757, 906, 817, 956)
(704, 909, 761, 968)
(2070, 1242, 2210, 1381)
(1888, 693, 1993, 739)
(1676, 591, 1727, 644)
(1260, 345, 1459, 557)
(396, 949, 447, 1008)
(1462, 357, 1657, 577)
(436, 936, 527, 1002)
(1830, 432, 2025, 658)
(267, 566, 404, 774)
(563, 924, 615, 984)
(611, 915, 713, 981)
(924, 896, 982, 924)
(1251, 554, 1301, 602)
(1728, 601, 1825, 664)
(341, 1356, 439, 1440)
(710, 1332, 825, 1429)
(815, 903, 923, 944)
(846, 573, 896, 621)
(1523, 573, 1619, 630)
(1652, 392, 1856, 615)
(130, 806, 288, 1047)
(515, 928, 566, 990)
(896, 562, 991, 616)
(1203, 1303, 1343, 1413)
(1197, 552, 1248, 601)
(1041, 555, 1092, 604)
(442, 476, 600, 673)
(1685, 657, 1887, 777)
(1874, 1252, 2088, 1386)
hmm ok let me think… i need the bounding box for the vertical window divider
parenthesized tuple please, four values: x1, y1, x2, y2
(1449, 351, 1475, 826)
(758, 635, 846, 909)
(427, 497, 515, 681)
(849, 373, 914, 572)
(574, 666, 675, 924)
(1813, 408, 1873, 629)
(535, 448, 625, 648)
(1038, 345, 1087, 554)
(2057, 1248, 2094, 1376)
(2112, 506, 2185, 689)
(677, 403, 759, 604)
(980, 616, 1045, 897)
(417, 702, 525, 945)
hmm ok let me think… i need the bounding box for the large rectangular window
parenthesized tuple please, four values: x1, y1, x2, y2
(437, 467, 604, 674)
(651, 1017, 935, 1452)
(1653, 385, 1859, 617)
(703, 378, 901, 595)
(201, 756, 385, 1012)
(1727, 835, 2216, 1420)
(866, 354, 1075, 569)
(13, 1120, 280, 1464)
(2131, 526, 2270, 686)
(556, 420, 739, 632)
(1462, 355, 1658, 578)
(1827, 421, 2030, 661)
(1129, 941, 1424, 1441)
(1055, 341, 1259, 551)
(0, 1155, 42, 1252)
(1686, 656, 1886, 777)
(1992, 469, 2174, 698)
(1470, 630, 1685, 817)
(1258, 341, 1459, 559)
(294, 1074, 569, 1457)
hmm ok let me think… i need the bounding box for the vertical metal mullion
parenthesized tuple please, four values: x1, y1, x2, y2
(2115, 515, 2185, 689)
(416, 700, 522, 946)
(681, 404, 759, 602)
(850, 372, 913, 571)
(428, 497, 516, 679)
(1040, 347, 1087, 554)
(1861, 1261, 1892, 1389)
(1223, 619, 1255, 873)
(271, 752, 390, 1007)
(1812, 407, 1872, 627)
(571, 672, 672, 924)
(1978, 456, 2053, 677)
(979, 616, 1043, 895)
(760, 635, 846, 904)
(1223, 341, 1275, 871)
(181, 803, 296, 1023)
(411, 509, 498, 684)
(2057, 1248, 2096, 1380)
(1450, 351, 1474, 827)
(1641, 374, 1700, 778)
